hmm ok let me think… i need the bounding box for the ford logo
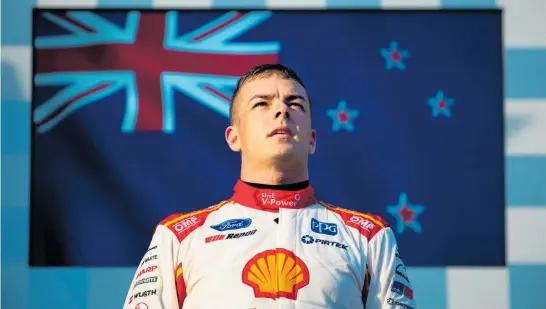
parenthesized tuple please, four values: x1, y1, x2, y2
(210, 218, 252, 231)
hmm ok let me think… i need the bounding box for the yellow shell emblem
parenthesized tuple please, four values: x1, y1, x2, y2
(242, 248, 310, 300)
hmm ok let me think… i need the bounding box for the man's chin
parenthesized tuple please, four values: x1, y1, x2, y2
(256, 143, 304, 161)
(269, 148, 301, 163)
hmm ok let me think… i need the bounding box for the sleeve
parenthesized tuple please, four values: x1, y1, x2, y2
(364, 227, 417, 309)
(122, 225, 181, 309)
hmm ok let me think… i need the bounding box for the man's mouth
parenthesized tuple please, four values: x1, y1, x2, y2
(268, 127, 294, 137)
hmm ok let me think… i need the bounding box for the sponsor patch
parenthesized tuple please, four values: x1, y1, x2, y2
(205, 229, 257, 243)
(140, 255, 158, 266)
(387, 298, 414, 309)
(173, 217, 199, 234)
(311, 218, 338, 236)
(128, 289, 156, 304)
(134, 303, 149, 309)
(136, 266, 157, 279)
(391, 280, 414, 300)
(301, 235, 348, 250)
(210, 218, 252, 231)
(349, 215, 376, 231)
(133, 276, 158, 289)
(396, 264, 410, 283)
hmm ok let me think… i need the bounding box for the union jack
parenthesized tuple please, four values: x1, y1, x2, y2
(34, 10, 280, 133)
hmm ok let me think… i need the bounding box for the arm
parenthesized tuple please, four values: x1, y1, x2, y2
(123, 225, 181, 309)
(364, 228, 416, 309)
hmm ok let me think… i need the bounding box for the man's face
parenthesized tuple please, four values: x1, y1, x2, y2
(225, 74, 316, 165)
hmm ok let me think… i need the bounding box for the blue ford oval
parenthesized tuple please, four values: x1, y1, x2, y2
(210, 218, 252, 232)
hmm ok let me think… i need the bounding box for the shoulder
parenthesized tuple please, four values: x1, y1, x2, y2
(318, 200, 390, 240)
(156, 200, 230, 242)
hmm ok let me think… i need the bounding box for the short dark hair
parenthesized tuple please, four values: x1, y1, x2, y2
(229, 64, 307, 124)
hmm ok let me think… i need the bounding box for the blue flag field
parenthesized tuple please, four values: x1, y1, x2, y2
(30, 9, 504, 267)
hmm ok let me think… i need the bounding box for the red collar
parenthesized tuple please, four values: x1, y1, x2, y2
(230, 180, 317, 211)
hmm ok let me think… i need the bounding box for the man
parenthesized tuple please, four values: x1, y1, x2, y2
(123, 64, 417, 309)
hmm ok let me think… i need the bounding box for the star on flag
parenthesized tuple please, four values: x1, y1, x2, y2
(380, 41, 410, 71)
(387, 193, 425, 234)
(428, 90, 455, 118)
(326, 100, 360, 132)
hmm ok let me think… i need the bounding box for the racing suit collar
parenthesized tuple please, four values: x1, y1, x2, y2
(231, 179, 317, 211)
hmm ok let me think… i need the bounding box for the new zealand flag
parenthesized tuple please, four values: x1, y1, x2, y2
(30, 9, 504, 267)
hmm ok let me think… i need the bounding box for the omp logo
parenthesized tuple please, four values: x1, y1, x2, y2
(349, 215, 375, 231)
(173, 216, 199, 234)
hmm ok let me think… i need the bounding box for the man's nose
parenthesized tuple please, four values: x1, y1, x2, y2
(274, 101, 289, 120)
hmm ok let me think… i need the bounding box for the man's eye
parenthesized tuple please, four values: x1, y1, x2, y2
(289, 103, 305, 110)
(253, 102, 267, 108)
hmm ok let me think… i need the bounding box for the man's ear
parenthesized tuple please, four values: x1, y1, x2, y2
(309, 129, 317, 155)
(225, 125, 241, 152)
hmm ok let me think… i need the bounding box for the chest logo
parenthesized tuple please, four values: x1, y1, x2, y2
(242, 248, 310, 300)
(311, 218, 338, 236)
(301, 235, 348, 250)
(210, 218, 252, 231)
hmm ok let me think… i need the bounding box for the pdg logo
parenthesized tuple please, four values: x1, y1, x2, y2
(311, 218, 338, 236)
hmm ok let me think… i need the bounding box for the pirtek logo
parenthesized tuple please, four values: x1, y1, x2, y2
(261, 192, 301, 207)
(301, 235, 348, 250)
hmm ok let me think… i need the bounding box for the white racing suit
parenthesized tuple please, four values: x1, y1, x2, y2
(123, 180, 417, 309)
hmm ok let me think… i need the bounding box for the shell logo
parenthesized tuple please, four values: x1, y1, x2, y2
(242, 248, 310, 300)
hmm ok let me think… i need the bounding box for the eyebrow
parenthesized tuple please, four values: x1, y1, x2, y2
(248, 94, 307, 103)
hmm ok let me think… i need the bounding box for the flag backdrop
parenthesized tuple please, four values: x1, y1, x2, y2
(30, 9, 504, 268)
(2, 2, 546, 309)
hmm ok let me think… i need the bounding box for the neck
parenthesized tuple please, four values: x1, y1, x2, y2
(230, 179, 316, 211)
(240, 161, 309, 185)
